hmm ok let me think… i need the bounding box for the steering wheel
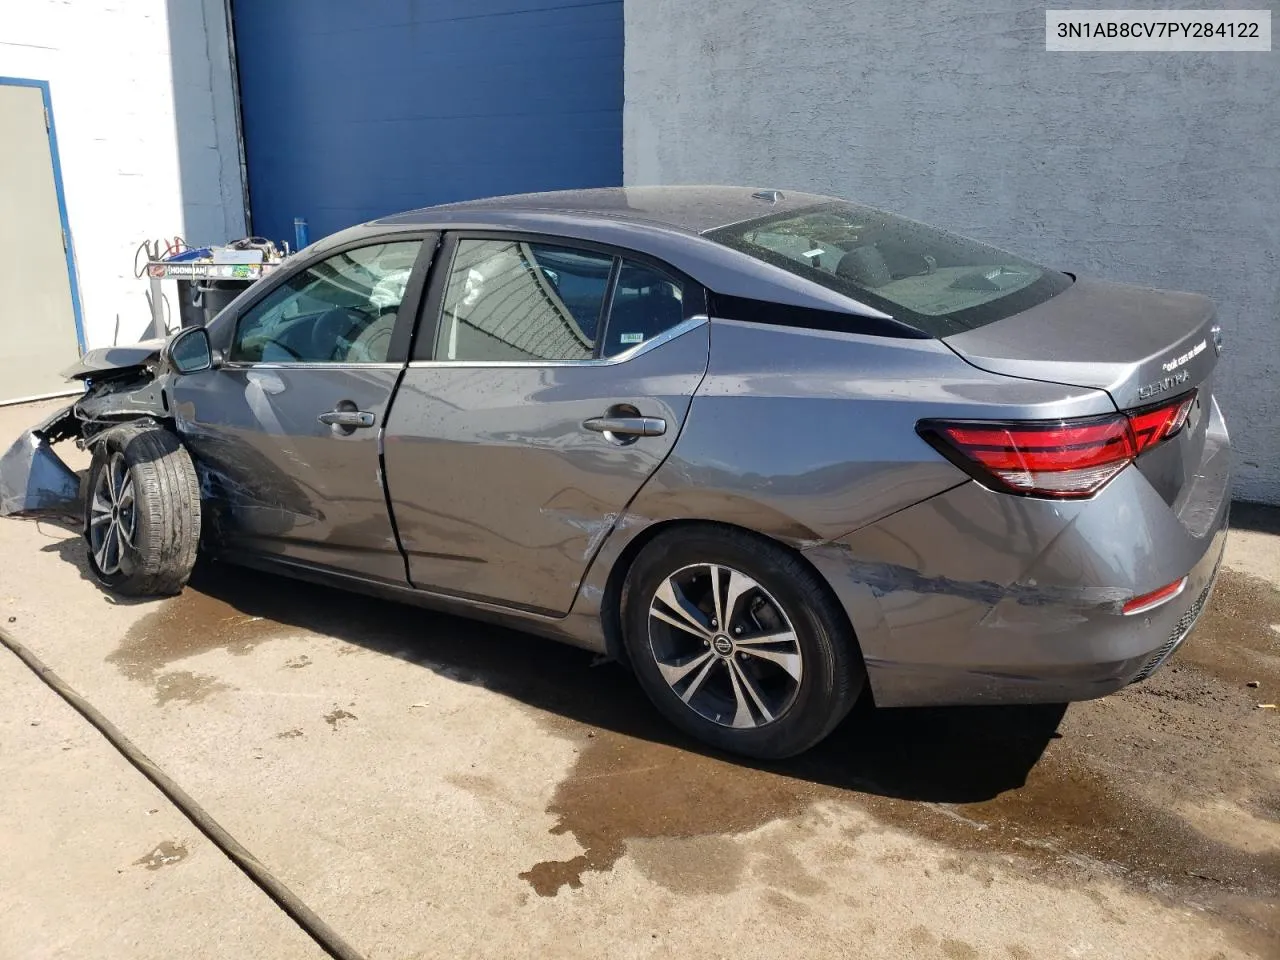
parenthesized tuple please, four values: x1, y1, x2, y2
(310, 307, 370, 361)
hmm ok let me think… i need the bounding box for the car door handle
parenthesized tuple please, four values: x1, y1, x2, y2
(318, 410, 376, 428)
(582, 416, 666, 437)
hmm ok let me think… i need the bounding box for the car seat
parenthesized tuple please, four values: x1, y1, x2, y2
(835, 246, 892, 288)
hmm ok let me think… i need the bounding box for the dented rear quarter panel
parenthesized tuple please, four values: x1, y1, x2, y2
(805, 396, 1231, 706)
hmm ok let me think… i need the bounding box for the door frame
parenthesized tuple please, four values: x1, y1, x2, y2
(0, 76, 85, 353)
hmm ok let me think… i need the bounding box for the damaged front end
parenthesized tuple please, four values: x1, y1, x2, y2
(0, 339, 172, 519)
(0, 404, 82, 517)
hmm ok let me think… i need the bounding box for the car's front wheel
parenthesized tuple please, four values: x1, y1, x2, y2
(84, 424, 201, 597)
(622, 525, 864, 759)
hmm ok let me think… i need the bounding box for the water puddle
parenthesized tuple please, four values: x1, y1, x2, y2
(323, 707, 357, 730)
(108, 573, 299, 685)
(153, 670, 229, 707)
(133, 840, 188, 870)
(519, 730, 819, 895)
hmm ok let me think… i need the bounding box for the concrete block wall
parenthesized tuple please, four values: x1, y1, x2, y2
(623, 0, 1280, 504)
(0, 0, 245, 351)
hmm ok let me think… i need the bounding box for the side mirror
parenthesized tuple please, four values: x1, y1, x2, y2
(166, 327, 214, 374)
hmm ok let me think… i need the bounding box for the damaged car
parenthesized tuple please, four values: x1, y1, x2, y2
(0, 186, 1231, 758)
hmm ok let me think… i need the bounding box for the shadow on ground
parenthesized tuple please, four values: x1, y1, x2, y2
(146, 560, 1062, 806)
(37, 519, 162, 607)
(1231, 500, 1280, 535)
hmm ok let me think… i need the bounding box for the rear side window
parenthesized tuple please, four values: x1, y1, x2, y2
(437, 239, 612, 362)
(600, 261, 686, 358)
(707, 203, 1072, 337)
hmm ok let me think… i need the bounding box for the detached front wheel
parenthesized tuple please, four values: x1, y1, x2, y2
(84, 425, 201, 596)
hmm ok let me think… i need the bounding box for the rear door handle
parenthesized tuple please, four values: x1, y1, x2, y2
(582, 416, 666, 437)
(318, 410, 376, 428)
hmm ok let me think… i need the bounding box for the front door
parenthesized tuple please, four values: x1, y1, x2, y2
(172, 237, 430, 583)
(383, 235, 709, 614)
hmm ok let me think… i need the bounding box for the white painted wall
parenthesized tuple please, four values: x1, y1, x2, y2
(0, 0, 244, 351)
(624, 0, 1280, 504)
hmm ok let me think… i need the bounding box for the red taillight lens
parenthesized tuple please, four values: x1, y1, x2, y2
(1122, 577, 1187, 615)
(1128, 392, 1195, 452)
(918, 391, 1196, 499)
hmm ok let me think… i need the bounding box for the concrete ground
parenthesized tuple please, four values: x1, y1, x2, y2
(0, 398, 1276, 959)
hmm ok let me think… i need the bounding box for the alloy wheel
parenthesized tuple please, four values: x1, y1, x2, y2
(647, 562, 803, 729)
(88, 453, 137, 576)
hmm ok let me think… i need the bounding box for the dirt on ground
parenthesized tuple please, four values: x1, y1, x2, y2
(107, 557, 1280, 955)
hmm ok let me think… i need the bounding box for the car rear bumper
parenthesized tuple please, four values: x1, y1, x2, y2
(805, 396, 1231, 707)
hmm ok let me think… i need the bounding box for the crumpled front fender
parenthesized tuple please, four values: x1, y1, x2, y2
(0, 405, 81, 518)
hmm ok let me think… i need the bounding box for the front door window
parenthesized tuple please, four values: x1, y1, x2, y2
(230, 241, 421, 363)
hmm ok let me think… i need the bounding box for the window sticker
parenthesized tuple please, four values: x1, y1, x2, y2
(619, 332, 645, 344)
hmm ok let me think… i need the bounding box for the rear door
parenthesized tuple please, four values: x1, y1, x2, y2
(172, 234, 435, 583)
(383, 233, 709, 615)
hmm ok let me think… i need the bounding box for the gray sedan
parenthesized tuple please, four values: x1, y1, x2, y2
(0, 187, 1230, 758)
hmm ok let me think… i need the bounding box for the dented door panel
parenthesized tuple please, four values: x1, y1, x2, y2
(170, 364, 406, 583)
(383, 323, 710, 614)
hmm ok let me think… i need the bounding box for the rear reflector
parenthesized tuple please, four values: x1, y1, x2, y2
(918, 391, 1196, 499)
(1123, 577, 1187, 616)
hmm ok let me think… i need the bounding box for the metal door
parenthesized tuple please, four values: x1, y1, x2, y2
(0, 79, 83, 403)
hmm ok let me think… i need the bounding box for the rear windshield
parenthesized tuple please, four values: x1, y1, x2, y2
(707, 202, 1072, 337)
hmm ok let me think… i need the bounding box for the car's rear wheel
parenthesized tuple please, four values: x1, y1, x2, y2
(622, 525, 864, 759)
(84, 425, 201, 597)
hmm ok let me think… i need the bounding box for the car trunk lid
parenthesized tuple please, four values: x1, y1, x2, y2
(942, 277, 1219, 410)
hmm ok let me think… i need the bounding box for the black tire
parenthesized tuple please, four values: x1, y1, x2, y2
(83, 424, 201, 597)
(622, 525, 864, 759)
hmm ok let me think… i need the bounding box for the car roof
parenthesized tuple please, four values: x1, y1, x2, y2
(373, 185, 836, 235)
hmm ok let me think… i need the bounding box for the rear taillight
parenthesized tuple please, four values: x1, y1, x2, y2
(1123, 576, 1187, 615)
(918, 391, 1196, 499)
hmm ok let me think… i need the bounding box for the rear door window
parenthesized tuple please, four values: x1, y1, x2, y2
(600, 261, 687, 358)
(436, 239, 613, 362)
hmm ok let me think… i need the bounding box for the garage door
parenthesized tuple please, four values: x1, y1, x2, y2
(231, 0, 623, 246)
(0, 79, 83, 404)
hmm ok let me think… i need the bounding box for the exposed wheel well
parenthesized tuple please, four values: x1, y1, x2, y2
(600, 518, 865, 675)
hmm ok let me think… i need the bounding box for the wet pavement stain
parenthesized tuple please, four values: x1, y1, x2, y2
(518, 731, 819, 895)
(323, 708, 357, 730)
(108, 569, 304, 687)
(133, 841, 188, 870)
(153, 670, 230, 707)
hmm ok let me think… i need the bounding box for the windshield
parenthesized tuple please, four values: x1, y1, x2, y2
(707, 202, 1072, 337)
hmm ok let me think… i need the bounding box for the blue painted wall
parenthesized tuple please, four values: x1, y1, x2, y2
(231, 0, 623, 244)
